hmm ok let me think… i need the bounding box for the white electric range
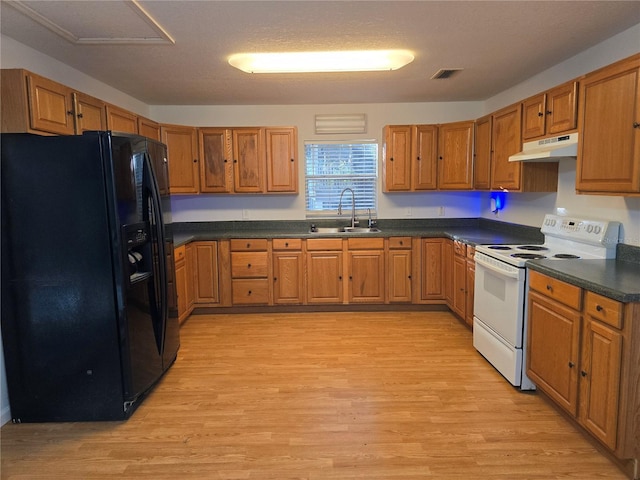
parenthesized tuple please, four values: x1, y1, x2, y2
(472, 214, 620, 390)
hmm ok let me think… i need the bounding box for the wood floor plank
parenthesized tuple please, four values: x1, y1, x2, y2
(1, 311, 628, 479)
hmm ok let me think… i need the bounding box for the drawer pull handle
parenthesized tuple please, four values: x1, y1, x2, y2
(568, 361, 575, 368)
(596, 304, 603, 312)
(285, 242, 289, 247)
(247, 263, 252, 268)
(246, 243, 251, 248)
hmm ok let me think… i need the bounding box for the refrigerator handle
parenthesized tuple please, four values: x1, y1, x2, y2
(144, 153, 168, 351)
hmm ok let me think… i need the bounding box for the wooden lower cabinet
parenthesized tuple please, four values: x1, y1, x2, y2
(194, 241, 219, 304)
(306, 238, 343, 304)
(174, 245, 193, 325)
(465, 247, 475, 328)
(272, 239, 304, 305)
(347, 238, 385, 303)
(414, 238, 445, 303)
(527, 270, 640, 472)
(230, 239, 270, 305)
(387, 237, 412, 303)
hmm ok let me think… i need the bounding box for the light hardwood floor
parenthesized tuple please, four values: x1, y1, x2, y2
(1, 311, 628, 479)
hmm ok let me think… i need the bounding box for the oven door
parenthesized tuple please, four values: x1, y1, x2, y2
(473, 251, 526, 348)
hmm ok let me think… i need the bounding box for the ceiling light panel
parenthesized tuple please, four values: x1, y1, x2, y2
(228, 50, 414, 74)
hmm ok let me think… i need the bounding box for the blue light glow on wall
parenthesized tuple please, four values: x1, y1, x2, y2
(490, 191, 506, 213)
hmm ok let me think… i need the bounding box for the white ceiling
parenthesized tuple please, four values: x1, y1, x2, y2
(2, 1, 640, 106)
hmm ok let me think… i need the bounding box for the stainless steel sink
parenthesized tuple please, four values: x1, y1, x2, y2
(308, 226, 381, 234)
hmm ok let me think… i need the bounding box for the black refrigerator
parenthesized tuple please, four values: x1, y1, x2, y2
(1, 131, 180, 422)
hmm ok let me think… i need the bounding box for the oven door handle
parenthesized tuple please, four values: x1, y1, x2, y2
(475, 254, 520, 280)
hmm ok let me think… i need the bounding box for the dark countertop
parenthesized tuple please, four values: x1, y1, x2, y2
(171, 218, 545, 248)
(170, 218, 640, 304)
(527, 256, 640, 303)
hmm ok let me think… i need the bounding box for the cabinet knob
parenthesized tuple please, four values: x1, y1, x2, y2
(285, 242, 289, 247)
(273, 277, 277, 281)
(349, 276, 353, 280)
(193, 159, 197, 163)
(568, 361, 575, 368)
(546, 284, 553, 291)
(390, 157, 394, 162)
(546, 110, 552, 115)
(408, 275, 411, 279)
(634, 122, 640, 128)
(248, 290, 252, 296)
(537, 112, 544, 117)
(439, 156, 443, 160)
(581, 370, 588, 377)
(66, 110, 74, 116)
(223, 159, 228, 163)
(246, 243, 251, 248)
(339, 275, 342, 280)
(596, 304, 603, 312)
(416, 156, 421, 161)
(77, 113, 84, 119)
(290, 158, 295, 162)
(247, 263, 252, 268)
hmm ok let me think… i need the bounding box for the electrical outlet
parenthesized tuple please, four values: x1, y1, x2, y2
(438, 206, 445, 216)
(242, 209, 250, 219)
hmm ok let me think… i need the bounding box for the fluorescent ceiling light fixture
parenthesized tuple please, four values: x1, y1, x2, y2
(228, 50, 414, 73)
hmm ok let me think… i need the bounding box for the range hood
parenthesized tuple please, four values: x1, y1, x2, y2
(509, 132, 578, 162)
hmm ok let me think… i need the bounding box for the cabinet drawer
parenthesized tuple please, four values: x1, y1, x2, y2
(347, 237, 384, 250)
(453, 240, 467, 256)
(272, 238, 302, 250)
(306, 238, 343, 251)
(232, 279, 270, 304)
(231, 252, 268, 278)
(585, 291, 623, 329)
(529, 270, 582, 310)
(388, 237, 412, 249)
(174, 245, 186, 262)
(230, 238, 268, 252)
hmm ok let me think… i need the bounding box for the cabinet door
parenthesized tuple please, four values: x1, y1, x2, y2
(491, 103, 522, 191)
(233, 128, 265, 193)
(26, 73, 75, 135)
(137, 117, 161, 141)
(185, 243, 196, 310)
(162, 124, 200, 194)
(106, 105, 138, 134)
(266, 127, 298, 193)
(194, 242, 219, 304)
(546, 81, 578, 135)
(383, 125, 412, 191)
(412, 125, 438, 190)
(199, 128, 233, 193)
(306, 251, 343, 304)
(442, 239, 454, 306)
(473, 115, 492, 190)
(577, 55, 640, 193)
(73, 92, 106, 133)
(347, 250, 384, 303)
(579, 318, 622, 450)
(174, 259, 188, 324)
(437, 121, 474, 189)
(273, 251, 304, 304)
(465, 257, 475, 328)
(522, 93, 546, 140)
(452, 255, 467, 318)
(419, 238, 444, 301)
(527, 291, 581, 415)
(387, 250, 412, 303)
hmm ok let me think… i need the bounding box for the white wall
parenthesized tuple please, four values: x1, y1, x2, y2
(1, 22, 639, 425)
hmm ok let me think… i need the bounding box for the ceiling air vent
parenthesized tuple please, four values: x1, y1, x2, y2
(430, 68, 463, 80)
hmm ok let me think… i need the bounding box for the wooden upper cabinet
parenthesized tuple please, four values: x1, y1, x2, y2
(106, 105, 138, 134)
(437, 120, 474, 190)
(383, 125, 412, 191)
(26, 73, 75, 135)
(138, 116, 161, 141)
(412, 124, 438, 190)
(1, 70, 107, 136)
(162, 124, 199, 194)
(576, 54, 640, 195)
(266, 127, 298, 193)
(199, 128, 233, 193)
(491, 102, 558, 192)
(474, 115, 492, 190)
(491, 103, 522, 191)
(73, 92, 106, 133)
(522, 81, 578, 140)
(232, 128, 265, 193)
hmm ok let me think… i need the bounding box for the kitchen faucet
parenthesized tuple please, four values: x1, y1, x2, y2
(337, 187, 357, 228)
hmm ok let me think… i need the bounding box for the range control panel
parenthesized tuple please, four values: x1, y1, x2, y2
(541, 214, 620, 246)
